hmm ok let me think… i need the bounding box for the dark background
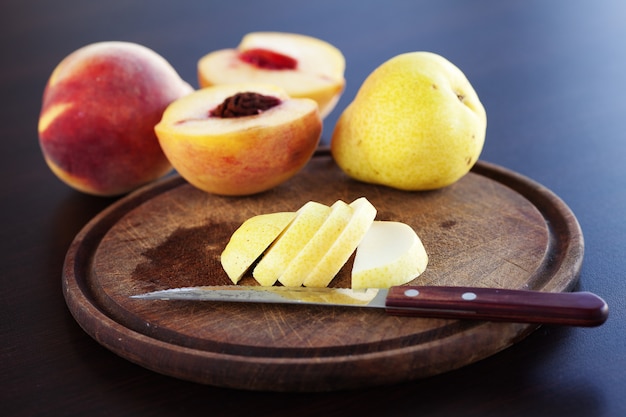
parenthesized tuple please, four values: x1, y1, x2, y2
(2, 0, 625, 416)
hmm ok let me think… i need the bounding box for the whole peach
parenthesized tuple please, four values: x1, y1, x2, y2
(38, 41, 193, 196)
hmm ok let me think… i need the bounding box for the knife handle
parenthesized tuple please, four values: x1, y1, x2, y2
(385, 286, 608, 327)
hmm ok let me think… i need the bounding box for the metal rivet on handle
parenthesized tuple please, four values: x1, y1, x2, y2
(462, 292, 477, 300)
(404, 289, 420, 297)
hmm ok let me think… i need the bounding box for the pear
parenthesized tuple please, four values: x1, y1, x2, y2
(253, 201, 331, 286)
(220, 211, 296, 284)
(351, 221, 428, 289)
(278, 200, 353, 287)
(302, 197, 377, 288)
(220, 198, 429, 290)
(331, 51, 487, 190)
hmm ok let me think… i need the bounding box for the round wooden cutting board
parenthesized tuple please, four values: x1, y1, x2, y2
(63, 152, 583, 392)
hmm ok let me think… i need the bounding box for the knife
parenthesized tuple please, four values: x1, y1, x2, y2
(131, 285, 608, 327)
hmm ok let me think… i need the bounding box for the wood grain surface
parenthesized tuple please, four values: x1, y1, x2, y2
(62, 153, 583, 391)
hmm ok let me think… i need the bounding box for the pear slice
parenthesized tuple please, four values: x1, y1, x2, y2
(302, 197, 377, 288)
(220, 211, 296, 284)
(253, 201, 331, 286)
(278, 200, 353, 287)
(351, 221, 428, 290)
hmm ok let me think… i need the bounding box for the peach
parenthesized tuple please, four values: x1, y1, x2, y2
(197, 32, 345, 118)
(38, 41, 193, 196)
(154, 84, 322, 196)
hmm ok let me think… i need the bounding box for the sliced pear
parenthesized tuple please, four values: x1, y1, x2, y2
(351, 221, 428, 289)
(220, 211, 296, 284)
(302, 197, 377, 288)
(278, 200, 353, 287)
(253, 201, 331, 286)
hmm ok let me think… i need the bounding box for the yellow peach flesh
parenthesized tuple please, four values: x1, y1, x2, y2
(197, 32, 345, 118)
(155, 84, 322, 196)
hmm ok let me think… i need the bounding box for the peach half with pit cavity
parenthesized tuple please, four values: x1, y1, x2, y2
(198, 32, 345, 118)
(154, 84, 322, 196)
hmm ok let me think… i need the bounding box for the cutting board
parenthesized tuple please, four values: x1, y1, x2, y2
(63, 152, 583, 391)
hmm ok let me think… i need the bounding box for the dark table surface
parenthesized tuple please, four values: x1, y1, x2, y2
(2, 0, 625, 416)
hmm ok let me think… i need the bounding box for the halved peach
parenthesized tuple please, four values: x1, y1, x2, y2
(154, 83, 322, 196)
(197, 32, 345, 118)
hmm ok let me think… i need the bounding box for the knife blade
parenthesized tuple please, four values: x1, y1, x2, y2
(131, 285, 608, 327)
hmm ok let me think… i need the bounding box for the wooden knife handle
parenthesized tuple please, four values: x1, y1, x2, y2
(385, 286, 608, 327)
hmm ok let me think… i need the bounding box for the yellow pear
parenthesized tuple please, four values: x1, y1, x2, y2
(351, 221, 428, 289)
(253, 201, 331, 286)
(302, 197, 377, 288)
(331, 51, 487, 190)
(220, 211, 296, 284)
(278, 200, 353, 287)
